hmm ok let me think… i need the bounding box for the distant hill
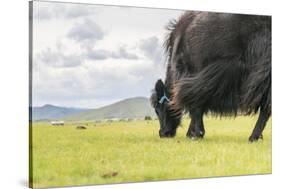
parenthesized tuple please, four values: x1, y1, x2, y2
(32, 97, 156, 121)
(65, 97, 156, 120)
(32, 104, 89, 120)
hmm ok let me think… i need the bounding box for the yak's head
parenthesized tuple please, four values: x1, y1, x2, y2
(150, 79, 180, 138)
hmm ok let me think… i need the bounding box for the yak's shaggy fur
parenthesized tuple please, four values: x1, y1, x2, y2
(151, 11, 271, 142)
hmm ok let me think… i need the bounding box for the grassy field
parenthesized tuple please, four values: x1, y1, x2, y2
(30, 116, 272, 188)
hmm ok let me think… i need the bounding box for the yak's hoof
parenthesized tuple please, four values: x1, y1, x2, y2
(186, 131, 204, 139)
(249, 134, 263, 143)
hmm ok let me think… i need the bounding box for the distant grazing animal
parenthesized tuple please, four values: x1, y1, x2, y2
(76, 125, 87, 129)
(150, 11, 271, 142)
(50, 121, 64, 126)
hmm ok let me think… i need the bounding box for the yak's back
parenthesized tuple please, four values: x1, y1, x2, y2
(166, 12, 271, 71)
(167, 11, 271, 116)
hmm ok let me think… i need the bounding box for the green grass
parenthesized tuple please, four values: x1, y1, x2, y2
(30, 116, 272, 188)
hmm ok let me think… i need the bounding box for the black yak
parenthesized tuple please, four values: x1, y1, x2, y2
(150, 11, 271, 142)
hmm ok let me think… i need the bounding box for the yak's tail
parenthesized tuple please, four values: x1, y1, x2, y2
(242, 61, 271, 114)
(171, 58, 246, 116)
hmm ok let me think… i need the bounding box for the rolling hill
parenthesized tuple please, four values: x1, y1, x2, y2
(32, 104, 89, 120)
(32, 97, 156, 121)
(65, 97, 156, 120)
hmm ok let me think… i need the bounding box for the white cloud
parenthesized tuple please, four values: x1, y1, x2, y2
(33, 1, 97, 20)
(36, 47, 83, 68)
(67, 18, 105, 46)
(32, 1, 183, 108)
(86, 46, 139, 60)
(139, 36, 166, 65)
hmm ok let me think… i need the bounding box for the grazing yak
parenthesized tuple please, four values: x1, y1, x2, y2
(150, 11, 271, 142)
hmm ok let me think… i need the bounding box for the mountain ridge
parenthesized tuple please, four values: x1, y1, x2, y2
(32, 104, 90, 121)
(64, 97, 155, 120)
(32, 97, 155, 121)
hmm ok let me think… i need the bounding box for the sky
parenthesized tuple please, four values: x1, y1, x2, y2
(32, 1, 183, 108)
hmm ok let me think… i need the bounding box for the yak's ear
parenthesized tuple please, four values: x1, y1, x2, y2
(155, 79, 165, 96)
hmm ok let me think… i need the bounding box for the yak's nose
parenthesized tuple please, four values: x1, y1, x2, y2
(159, 129, 176, 138)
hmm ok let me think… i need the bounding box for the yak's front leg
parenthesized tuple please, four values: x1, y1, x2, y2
(249, 106, 271, 142)
(187, 108, 205, 139)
